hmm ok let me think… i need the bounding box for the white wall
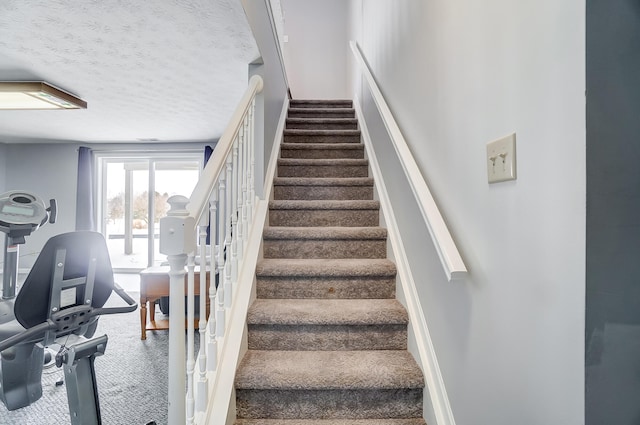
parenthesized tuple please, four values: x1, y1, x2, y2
(281, 0, 349, 99)
(4, 143, 79, 269)
(349, 1, 585, 424)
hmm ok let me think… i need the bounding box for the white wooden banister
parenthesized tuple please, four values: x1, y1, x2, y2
(186, 75, 264, 223)
(160, 75, 264, 424)
(350, 41, 468, 281)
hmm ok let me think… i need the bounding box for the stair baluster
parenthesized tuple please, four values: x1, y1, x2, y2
(216, 169, 227, 336)
(224, 153, 234, 309)
(196, 220, 209, 411)
(207, 189, 219, 373)
(237, 123, 245, 262)
(186, 253, 196, 425)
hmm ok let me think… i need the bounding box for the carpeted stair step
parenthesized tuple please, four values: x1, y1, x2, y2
(247, 299, 407, 351)
(235, 420, 427, 425)
(286, 118, 358, 130)
(235, 350, 424, 419)
(280, 143, 365, 159)
(263, 227, 387, 259)
(288, 108, 355, 119)
(278, 159, 368, 178)
(256, 258, 397, 299)
(290, 99, 353, 109)
(269, 200, 379, 227)
(284, 129, 361, 144)
(273, 177, 374, 201)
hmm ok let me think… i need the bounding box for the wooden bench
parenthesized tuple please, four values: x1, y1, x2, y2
(139, 266, 212, 340)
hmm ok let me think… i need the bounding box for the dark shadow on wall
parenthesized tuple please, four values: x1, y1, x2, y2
(586, 0, 640, 424)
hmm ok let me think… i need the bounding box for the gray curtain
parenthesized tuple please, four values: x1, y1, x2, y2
(75, 146, 95, 231)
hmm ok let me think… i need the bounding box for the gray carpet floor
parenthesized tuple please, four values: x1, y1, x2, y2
(0, 289, 171, 425)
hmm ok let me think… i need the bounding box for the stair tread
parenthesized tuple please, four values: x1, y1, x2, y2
(236, 350, 424, 390)
(273, 177, 374, 187)
(248, 299, 407, 325)
(287, 117, 358, 123)
(236, 420, 426, 425)
(281, 143, 364, 150)
(278, 158, 368, 165)
(263, 226, 387, 240)
(291, 99, 353, 104)
(269, 200, 379, 210)
(284, 129, 360, 136)
(289, 107, 355, 113)
(256, 258, 396, 277)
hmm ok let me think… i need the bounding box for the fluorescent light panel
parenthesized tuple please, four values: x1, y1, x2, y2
(0, 82, 87, 110)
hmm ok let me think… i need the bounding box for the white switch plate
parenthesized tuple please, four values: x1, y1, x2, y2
(487, 133, 517, 183)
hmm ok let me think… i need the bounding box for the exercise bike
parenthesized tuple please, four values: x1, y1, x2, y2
(0, 192, 139, 424)
(0, 190, 56, 410)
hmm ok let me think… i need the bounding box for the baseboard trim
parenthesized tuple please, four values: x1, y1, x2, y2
(354, 96, 456, 425)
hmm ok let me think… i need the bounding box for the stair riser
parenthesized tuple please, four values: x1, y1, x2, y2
(236, 388, 423, 419)
(290, 101, 353, 109)
(248, 325, 407, 351)
(278, 165, 368, 178)
(286, 120, 358, 130)
(280, 148, 364, 160)
(269, 210, 379, 227)
(256, 276, 396, 299)
(284, 134, 361, 144)
(289, 110, 355, 119)
(263, 239, 387, 259)
(274, 186, 374, 201)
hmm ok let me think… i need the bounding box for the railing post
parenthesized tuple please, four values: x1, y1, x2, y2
(224, 153, 234, 309)
(196, 221, 208, 412)
(186, 253, 196, 425)
(217, 167, 227, 336)
(160, 195, 195, 425)
(207, 190, 219, 373)
(236, 126, 245, 263)
(241, 116, 249, 253)
(248, 99, 256, 218)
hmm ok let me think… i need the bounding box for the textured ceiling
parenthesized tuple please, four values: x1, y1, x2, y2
(0, 0, 259, 143)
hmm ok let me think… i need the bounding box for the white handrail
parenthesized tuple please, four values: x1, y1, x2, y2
(350, 41, 467, 281)
(160, 74, 264, 424)
(187, 75, 264, 225)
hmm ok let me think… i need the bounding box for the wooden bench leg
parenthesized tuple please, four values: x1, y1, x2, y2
(140, 300, 147, 340)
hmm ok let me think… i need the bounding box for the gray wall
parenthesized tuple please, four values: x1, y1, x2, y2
(242, 0, 289, 193)
(0, 143, 6, 193)
(281, 0, 349, 99)
(0, 143, 6, 252)
(586, 1, 640, 423)
(348, 1, 585, 424)
(3, 143, 79, 269)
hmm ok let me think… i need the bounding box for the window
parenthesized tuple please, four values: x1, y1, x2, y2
(96, 152, 202, 272)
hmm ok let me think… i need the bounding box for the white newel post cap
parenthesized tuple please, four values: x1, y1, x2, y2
(160, 195, 197, 255)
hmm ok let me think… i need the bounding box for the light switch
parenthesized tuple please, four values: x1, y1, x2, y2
(487, 133, 516, 183)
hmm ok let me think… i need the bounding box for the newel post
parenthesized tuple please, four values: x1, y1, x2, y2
(160, 195, 196, 425)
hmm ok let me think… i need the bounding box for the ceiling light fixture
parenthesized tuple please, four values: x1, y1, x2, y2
(0, 82, 87, 110)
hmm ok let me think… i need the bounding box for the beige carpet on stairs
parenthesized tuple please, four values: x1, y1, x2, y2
(234, 99, 427, 425)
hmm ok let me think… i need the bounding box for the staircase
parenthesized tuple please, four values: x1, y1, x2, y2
(234, 99, 427, 424)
